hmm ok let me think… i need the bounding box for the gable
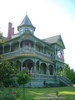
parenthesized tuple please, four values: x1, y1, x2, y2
(57, 35, 65, 49)
(20, 33, 36, 42)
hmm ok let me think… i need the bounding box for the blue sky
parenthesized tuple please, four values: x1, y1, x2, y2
(0, 0, 75, 70)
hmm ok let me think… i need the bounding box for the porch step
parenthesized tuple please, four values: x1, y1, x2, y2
(58, 76, 72, 86)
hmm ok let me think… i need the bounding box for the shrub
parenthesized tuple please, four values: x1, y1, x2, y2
(0, 89, 15, 100)
(3, 78, 12, 87)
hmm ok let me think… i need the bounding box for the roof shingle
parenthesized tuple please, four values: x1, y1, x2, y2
(43, 35, 60, 44)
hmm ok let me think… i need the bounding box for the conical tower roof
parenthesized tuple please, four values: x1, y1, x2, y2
(17, 15, 35, 31)
(20, 15, 33, 26)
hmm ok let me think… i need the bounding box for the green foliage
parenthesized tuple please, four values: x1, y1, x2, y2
(64, 64, 75, 84)
(0, 60, 18, 87)
(3, 78, 12, 87)
(0, 86, 20, 100)
(16, 71, 31, 100)
(0, 88, 15, 100)
(0, 32, 5, 44)
(16, 71, 31, 85)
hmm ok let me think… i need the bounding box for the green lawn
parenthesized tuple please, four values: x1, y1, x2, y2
(15, 86, 75, 100)
(1, 87, 75, 100)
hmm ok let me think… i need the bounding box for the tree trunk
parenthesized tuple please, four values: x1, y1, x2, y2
(23, 83, 25, 100)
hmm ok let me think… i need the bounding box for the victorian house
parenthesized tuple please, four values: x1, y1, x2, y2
(0, 15, 72, 87)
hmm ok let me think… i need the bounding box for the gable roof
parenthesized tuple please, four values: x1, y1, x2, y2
(43, 35, 59, 44)
(43, 35, 65, 49)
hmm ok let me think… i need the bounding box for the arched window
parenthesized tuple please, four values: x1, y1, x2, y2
(40, 63, 47, 74)
(49, 65, 53, 75)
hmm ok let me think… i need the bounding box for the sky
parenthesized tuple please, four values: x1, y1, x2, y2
(0, 0, 75, 70)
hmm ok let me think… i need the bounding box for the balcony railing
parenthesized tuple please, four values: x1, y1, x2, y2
(51, 56, 64, 62)
(3, 47, 64, 62)
(3, 47, 51, 60)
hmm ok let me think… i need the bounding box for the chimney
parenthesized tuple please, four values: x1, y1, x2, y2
(7, 22, 14, 40)
(12, 27, 14, 35)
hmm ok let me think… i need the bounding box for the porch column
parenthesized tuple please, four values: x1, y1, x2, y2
(56, 63, 58, 75)
(33, 60, 36, 73)
(34, 41, 36, 50)
(19, 41, 20, 48)
(21, 62, 23, 72)
(55, 45, 57, 59)
(43, 45, 45, 53)
(39, 62, 41, 73)
(10, 43, 11, 52)
(29, 42, 31, 48)
(47, 64, 49, 75)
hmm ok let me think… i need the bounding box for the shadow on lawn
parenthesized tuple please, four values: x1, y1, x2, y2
(29, 90, 63, 100)
(29, 91, 44, 95)
(29, 90, 75, 100)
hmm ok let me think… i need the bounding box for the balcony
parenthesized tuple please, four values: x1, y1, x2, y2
(3, 47, 51, 60)
(55, 56, 64, 62)
(51, 55, 64, 62)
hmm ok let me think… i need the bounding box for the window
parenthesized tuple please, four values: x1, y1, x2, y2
(20, 42, 23, 48)
(51, 53, 52, 56)
(25, 42, 29, 47)
(38, 46, 40, 52)
(11, 45, 14, 52)
(31, 42, 33, 48)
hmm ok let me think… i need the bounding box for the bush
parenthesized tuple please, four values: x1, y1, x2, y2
(16, 71, 31, 85)
(0, 89, 15, 100)
(3, 78, 12, 87)
(0, 86, 20, 100)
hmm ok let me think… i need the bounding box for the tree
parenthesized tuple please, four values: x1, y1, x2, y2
(0, 32, 17, 87)
(16, 71, 31, 100)
(0, 31, 5, 60)
(0, 32, 5, 44)
(64, 64, 75, 84)
(0, 60, 17, 87)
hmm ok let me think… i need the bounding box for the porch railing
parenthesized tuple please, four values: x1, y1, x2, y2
(31, 73, 56, 80)
(58, 75, 72, 86)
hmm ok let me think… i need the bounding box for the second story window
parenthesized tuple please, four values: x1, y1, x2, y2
(11, 45, 14, 52)
(31, 42, 33, 48)
(51, 53, 52, 57)
(20, 42, 23, 48)
(38, 46, 40, 52)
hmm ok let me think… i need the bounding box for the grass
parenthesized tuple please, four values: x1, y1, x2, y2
(1, 86, 75, 100)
